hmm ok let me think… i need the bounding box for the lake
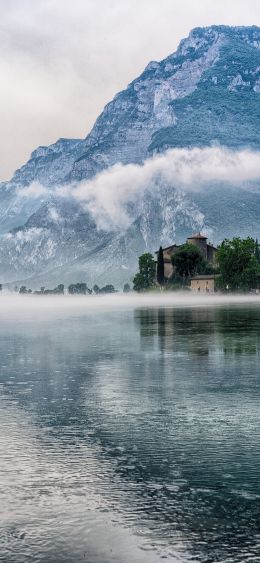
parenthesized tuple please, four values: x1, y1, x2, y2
(1, 294, 260, 563)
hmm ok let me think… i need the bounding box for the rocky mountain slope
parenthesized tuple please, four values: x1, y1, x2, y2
(1, 25, 260, 287)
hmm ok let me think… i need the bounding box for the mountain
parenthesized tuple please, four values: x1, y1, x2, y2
(1, 25, 260, 288)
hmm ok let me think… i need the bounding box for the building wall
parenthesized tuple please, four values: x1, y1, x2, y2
(162, 245, 178, 280)
(162, 246, 178, 261)
(206, 244, 217, 265)
(164, 260, 174, 279)
(191, 278, 215, 293)
(187, 237, 207, 259)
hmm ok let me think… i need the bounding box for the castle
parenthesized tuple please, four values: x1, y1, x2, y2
(155, 233, 217, 280)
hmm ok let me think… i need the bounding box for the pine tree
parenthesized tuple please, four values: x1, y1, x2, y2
(255, 239, 260, 264)
(157, 246, 165, 286)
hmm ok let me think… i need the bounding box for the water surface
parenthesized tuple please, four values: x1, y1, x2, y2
(1, 295, 260, 562)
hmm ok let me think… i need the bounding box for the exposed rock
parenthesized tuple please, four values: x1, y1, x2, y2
(1, 25, 260, 287)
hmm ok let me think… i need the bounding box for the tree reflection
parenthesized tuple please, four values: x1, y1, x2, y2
(135, 305, 260, 357)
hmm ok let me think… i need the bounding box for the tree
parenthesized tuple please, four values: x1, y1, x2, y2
(123, 283, 131, 293)
(255, 239, 260, 264)
(19, 286, 28, 294)
(0, 284, 2, 292)
(133, 253, 156, 292)
(93, 284, 100, 294)
(217, 237, 260, 291)
(172, 244, 210, 282)
(43, 284, 64, 295)
(68, 283, 88, 295)
(54, 284, 64, 294)
(157, 246, 165, 286)
(99, 284, 116, 294)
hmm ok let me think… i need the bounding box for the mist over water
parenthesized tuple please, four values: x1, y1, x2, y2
(1, 294, 260, 562)
(1, 291, 260, 315)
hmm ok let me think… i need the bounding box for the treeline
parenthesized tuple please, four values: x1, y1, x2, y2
(16, 282, 132, 295)
(19, 283, 115, 295)
(133, 237, 260, 292)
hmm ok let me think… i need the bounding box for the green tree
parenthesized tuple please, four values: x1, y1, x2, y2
(157, 246, 165, 286)
(133, 253, 156, 292)
(172, 244, 210, 282)
(217, 237, 260, 291)
(255, 239, 260, 264)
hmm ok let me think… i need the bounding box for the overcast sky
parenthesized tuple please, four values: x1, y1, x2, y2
(0, 0, 260, 180)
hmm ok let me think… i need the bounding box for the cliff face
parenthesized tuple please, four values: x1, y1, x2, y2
(1, 26, 260, 287)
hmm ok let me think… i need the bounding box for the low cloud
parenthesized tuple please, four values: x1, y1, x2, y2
(18, 181, 48, 198)
(18, 146, 260, 231)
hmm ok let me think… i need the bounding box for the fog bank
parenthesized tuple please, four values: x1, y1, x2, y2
(0, 292, 260, 321)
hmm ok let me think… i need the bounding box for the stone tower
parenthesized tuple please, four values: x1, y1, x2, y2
(187, 233, 208, 259)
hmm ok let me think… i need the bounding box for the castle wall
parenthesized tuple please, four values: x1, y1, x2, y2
(187, 237, 207, 259)
(162, 245, 179, 280)
(164, 260, 174, 279)
(206, 244, 217, 265)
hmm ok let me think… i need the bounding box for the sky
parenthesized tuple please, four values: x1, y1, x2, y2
(1, 0, 260, 180)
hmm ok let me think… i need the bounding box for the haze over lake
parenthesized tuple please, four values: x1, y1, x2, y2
(1, 294, 260, 562)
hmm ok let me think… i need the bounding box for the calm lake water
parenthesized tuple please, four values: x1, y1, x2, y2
(1, 295, 260, 563)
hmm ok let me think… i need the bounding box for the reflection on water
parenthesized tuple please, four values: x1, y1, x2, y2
(0, 300, 260, 562)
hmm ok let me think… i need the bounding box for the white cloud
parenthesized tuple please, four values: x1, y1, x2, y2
(70, 147, 260, 229)
(21, 147, 260, 231)
(17, 181, 48, 198)
(6, 227, 43, 243)
(48, 207, 61, 223)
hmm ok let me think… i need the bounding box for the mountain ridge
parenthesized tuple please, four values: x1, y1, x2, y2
(1, 25, 260, 287)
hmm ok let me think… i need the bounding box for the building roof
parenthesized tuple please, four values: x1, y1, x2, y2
(191, 275, 217, 280)
(155, 244, 179, 254)
(187, 232, 208, 240)
(207, 243, 218, 251)
(155, 233, 218, 255)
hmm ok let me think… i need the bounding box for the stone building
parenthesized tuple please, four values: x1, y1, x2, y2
(155, 233, 217, 281)
(190, 274, 216, 293)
